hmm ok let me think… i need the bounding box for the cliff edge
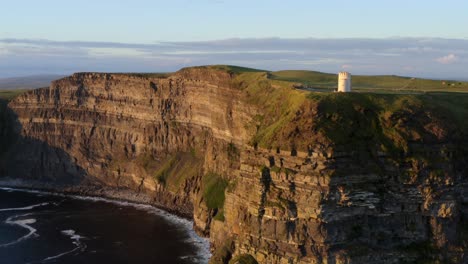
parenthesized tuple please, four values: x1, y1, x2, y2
(1, 66, 467, 263)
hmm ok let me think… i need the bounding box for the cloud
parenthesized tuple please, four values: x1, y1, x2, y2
(436, 53, 458, 64)
(87, 47, 151, 57)
(0, 37, 467, 79)
(0, 47, 8, 56)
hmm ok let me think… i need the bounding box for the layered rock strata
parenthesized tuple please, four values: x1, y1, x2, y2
(1, 67, 466, 263)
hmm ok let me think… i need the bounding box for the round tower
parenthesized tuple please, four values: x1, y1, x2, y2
(338, 72, 352, 92)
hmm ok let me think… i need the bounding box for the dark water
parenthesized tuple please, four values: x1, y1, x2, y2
(0, 188, 210, 264)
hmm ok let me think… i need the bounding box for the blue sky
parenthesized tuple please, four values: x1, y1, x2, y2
(1, 0, 468, 78)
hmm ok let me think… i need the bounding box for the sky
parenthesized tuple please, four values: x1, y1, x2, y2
(1, 0, 468, 79)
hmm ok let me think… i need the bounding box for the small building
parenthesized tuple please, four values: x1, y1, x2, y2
(338, 72, 352, 92)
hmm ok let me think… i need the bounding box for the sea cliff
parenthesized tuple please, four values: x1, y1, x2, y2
(1, 66, 467, 263)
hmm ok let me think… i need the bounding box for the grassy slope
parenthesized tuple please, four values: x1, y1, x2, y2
(270, 70, 468, 93)
(205, 65, 266, 74)
(111, 72, 173, 78)
(307, 92, 468, 151)
(232, 71, 308, 148)
(0, 89, 29, 101)
(228, 68, 468, 155)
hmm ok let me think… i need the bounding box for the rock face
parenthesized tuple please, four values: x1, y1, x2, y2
(1, 67, 467, 263)
(3, 68, 255, 216)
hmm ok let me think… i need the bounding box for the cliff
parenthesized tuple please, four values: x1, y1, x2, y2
(1, 66, 467, 263)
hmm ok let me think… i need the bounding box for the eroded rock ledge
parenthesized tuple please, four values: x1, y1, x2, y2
(1, 66, 467, 264)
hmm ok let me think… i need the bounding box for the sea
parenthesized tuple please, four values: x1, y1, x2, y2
(0, 187, 210, 264)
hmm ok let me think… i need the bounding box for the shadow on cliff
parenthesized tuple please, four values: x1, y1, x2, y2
(0, 99, 88, 186)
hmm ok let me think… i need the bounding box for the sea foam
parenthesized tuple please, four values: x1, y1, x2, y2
(0, 202, 50, 212)
(41, 229, 87, 262)
(0, 213, 38, 247)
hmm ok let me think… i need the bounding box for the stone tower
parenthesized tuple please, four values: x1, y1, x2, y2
(338, 72, 352, 92)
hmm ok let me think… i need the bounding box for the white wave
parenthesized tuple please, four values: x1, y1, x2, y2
(0, 202, 50, 212)
(0, 186, 212, 263)
(0, 187, 46, 194)
(0, 200, 51, 248)
(41, 229, 87, 262)
(180, 254, 197, 260)
(61, 229, 75, 236)
(61, 229, 86, 241)
(0, 213, 38, 247)
(41, 248, 79, 262)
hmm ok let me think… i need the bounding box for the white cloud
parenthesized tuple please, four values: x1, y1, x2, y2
(0, 46, 8, 56)
(0, 37, 467, 78)
(436, 53, 458, 64)
(162, 50, 297, 55)
(87, 47, 150, 58)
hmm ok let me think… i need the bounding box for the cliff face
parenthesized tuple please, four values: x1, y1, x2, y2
(4, 68, 256, 216)
(2, 67, 467, 264)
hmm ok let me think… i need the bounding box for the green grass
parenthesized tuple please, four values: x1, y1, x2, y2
(231, 71, 307, 149)
(136, 151, 201, 192)
(306, 92, 468, 153)
(203, 172, 228, 210)
(0, 89, 29, 101)
(270, 70, 337, 88)
(270, 70, 468, 93)
(111, 72, 173, 78)
(190, 65, 266, 74)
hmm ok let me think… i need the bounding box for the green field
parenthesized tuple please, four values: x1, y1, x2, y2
(202, 65, 265, 74)
(0, 89, 29, 101)
(187, 65, 468, 93)
(112, 72, 173, 78)
(269, 70, 468, 93)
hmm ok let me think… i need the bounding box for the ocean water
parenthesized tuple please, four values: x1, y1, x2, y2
(0, 187, 210, 264)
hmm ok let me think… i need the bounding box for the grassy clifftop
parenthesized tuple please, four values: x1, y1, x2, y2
(223, 68, 468, 155)
(0, 89, 29, 101)
(181, 66, 468, 153)
(306, 92, 468, 152)
(270, 70, 468, 93)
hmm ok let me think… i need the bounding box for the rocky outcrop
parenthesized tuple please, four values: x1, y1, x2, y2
(1, 66, 467, 263)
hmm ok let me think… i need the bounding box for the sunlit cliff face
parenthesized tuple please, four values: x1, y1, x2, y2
(2, 67, 467, 264)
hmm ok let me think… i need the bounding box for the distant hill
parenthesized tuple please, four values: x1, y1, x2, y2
(0, 74, 65, 90)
